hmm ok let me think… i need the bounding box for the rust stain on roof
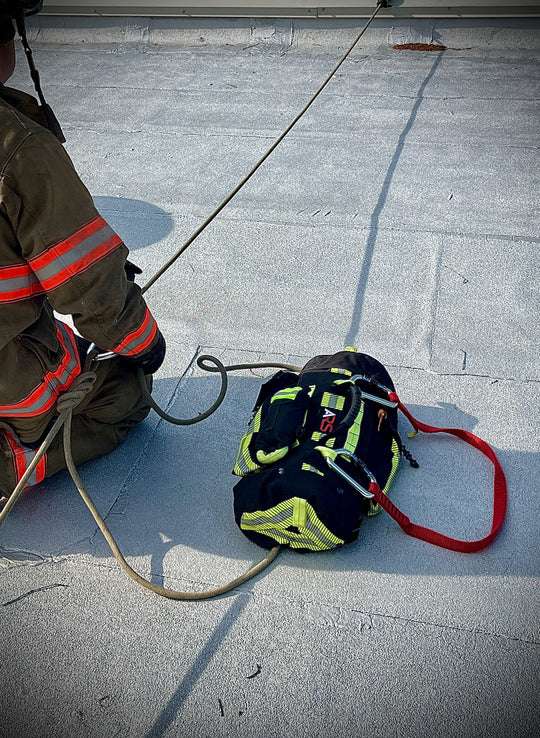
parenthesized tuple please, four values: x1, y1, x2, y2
(393, 43, 447, 51)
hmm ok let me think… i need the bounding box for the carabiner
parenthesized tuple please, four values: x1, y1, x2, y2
(86, 342, 116, 362)
(348, 375, 398, 409)
(325, 448, 375, 499)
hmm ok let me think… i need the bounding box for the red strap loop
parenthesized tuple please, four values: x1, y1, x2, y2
(372, 395, 507, 553)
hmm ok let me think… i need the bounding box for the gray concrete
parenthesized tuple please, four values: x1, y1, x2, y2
(1, 17, 539, 738)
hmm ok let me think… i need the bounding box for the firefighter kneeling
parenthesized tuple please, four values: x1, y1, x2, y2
(0, 3, 165, 498)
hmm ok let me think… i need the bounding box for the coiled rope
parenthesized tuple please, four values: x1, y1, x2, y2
(1, 2, 387, 599)
(0, 363, 286, 600)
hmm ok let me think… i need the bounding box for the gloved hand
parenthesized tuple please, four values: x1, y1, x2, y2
(123, 330, 166, 374)
(125, 259, 143, 282)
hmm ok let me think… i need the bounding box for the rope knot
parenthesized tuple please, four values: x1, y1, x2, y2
(56, 371, 98, 414)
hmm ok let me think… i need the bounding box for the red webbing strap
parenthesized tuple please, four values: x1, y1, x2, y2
(368, 393, 507, 553)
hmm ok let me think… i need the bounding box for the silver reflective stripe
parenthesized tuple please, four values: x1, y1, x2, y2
(304, 518, 341, 549)
(262, 528, 320, 549)
(22, 447, 40, 487)
(240, 507, 292, 528)
(34, 223, 117, 283)
(0, 268, 40, 299)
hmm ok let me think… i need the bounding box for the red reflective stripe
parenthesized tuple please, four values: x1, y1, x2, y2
(0, 263, 44, 303)
(20, 324, 80, 413)
(113, 308, 151, 353)
(9, 328, 74, 411)
(0, 322, 81, 417)
(129, 316, 158, 356)
(30, 215, 123, 292)
(4, 432, 47, 487)
(0, 282, 44, 303)
(30, 216, 111, 271)
(0, 263, 34, 278)
(0, 217, 123, 304)
(5, 433, 26, 482)
(39, 233, 123, 292)
(113, 307, 158, 356)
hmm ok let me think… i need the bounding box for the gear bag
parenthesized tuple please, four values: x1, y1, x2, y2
(232, 349, 507, 554)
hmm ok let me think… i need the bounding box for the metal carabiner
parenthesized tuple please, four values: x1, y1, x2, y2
(325, 448, 375, 499)
(348, 375, 398, 409)
(86, 342, 116, 362)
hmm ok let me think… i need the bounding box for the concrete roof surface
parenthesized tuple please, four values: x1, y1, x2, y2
(1, 16, 539, 738)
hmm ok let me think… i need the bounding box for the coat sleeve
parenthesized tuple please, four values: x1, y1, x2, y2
(2, 129, 163, 360)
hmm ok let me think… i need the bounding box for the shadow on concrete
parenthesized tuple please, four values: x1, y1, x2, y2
(144, 594, 250, 738)
(53, 372, 531, 580)
(92, 196, 174, 251)
(344, 51, 444, 348)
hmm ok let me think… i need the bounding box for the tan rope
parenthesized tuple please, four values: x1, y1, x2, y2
(140, 355, 302, 425)
(64, 413, 281, 600)
(1, 362, 282, 599)
(141, 1, 386, 295)
(61, 361, 283, 600)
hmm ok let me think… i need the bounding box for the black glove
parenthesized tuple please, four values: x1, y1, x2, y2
(123, 331, 166, 375)
(125, 259, 143, 283)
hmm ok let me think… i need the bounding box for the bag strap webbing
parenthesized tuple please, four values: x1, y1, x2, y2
(366, 393, 507, 553)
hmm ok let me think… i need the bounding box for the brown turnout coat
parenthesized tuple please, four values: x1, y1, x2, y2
(0, 86, 160, 495)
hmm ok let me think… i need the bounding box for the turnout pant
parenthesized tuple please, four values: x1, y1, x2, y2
(0, 356, 152, 498)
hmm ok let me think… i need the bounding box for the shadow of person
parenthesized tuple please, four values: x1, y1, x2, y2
(92, 196, 174, 251)
(1, 372, 530, 580)
(70, 372, 527, 581)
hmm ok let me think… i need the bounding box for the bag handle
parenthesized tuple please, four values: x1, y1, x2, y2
(366, 394, 507, 553)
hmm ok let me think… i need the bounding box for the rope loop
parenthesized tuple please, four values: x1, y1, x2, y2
(55, 370, 98, 414)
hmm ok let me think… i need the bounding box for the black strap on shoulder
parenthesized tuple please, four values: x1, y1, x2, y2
(14, 11, 62, 138)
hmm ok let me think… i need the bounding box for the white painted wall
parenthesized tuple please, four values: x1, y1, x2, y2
(40, 1, 540, 18)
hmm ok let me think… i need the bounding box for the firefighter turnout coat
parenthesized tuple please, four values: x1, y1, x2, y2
(0, 85, 162, 496)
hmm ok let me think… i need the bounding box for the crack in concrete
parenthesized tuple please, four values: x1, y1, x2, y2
(2, 582, 69, 607)
(241, 587, 540, 646)
(0, 554, 58, 577)
(197, 346, 538, 384)
(180, 210, 539, 246)
(386, 363, 539, 384)
(0, 548, 46, 564)
(427, 240, 444, 373)
(3, 547, 538, 648)
(97, 349, 202, 532)
(350, 608, 540, 646)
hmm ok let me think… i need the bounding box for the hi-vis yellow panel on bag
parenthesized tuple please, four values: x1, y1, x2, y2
(240, 496, 344, 551)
